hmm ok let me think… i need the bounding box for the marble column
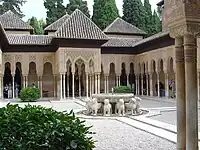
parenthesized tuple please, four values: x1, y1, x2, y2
(89, 75, 92, 96)
(118, 75, 120, 87)
(95, 74, 98, 94)
(54, 75, 56, 98)
(116, 76, 118, 87)
(136, 75, 139, 95)
(12, 75, 14, 99)
(127, 75, 129, 87)
(146, 74, 149, 96)
(40, 76, 43, 99)
(141, 75, 143, 95)
(0, 76, 2, 98)
(79, 75, 81, 97)
(149, 73, 153, 96)
(104, 75, 107, 93)
(106, 76, 109, 93)
(165, 73, 169, 98)
(63, 73, 66, 99)
(184, 35, 198, 150)
(0, 76, 3, 98)
(157, 73, 160, 97)
(86, 73, 89, 97)
(198, 72, 200, 101)
(67, 73, 69, 98)
(92, 75, 94, 94)
(175, 37, 186, 150)
(97, 73, 100, 94)
(60, 74, 63, 100)
(23, 75, 26, 88)
(72, 73, 75, 99)
(26, 76, 28, 88)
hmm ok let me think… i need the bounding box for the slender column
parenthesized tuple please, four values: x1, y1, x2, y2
(141, 75, 143, 95)
(67, 73, 69, 98)
(149, 73, 153, 96)
(92, 75, 94, 94)
(79, 75, 81, 97)
(146, 74, 149, 96)
(86, 73, 89, 97)
(184, 35, 198, 150)
(97, 73, 100, 94)
(60, 74, 63, 100)
(116, 76, 118, 87)
(89, 75, 92, 96)
(54, 75, 56, 98)
(63, 73, 66, 99)
(118, 75, 120, 86)
(0, 76, 2, 98)
(12, 75, 14, 99)
(135, 75, 138, 95)
(72, 73, 75, 99)
(40, 76, 43, 98)
(106, 76, 109, 93)
(0, 75, 3, 98)
(175, 37, 186, 150)
(104, 75, 107, 93)
(165, 73, 169, 98)
(127, 75, 129, 87)
(198, 72, 200, 101)
(157, 73, 160, 97)
(26, 76, 28, 87)
(95, 74, 98, 94)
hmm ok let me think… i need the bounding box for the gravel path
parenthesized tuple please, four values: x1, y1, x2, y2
(84, 119, 176, 150)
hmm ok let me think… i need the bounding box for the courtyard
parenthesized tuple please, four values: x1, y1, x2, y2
(0, 97, 181, 150)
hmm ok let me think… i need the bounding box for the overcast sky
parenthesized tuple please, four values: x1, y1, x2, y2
(21, 0, 161, 21)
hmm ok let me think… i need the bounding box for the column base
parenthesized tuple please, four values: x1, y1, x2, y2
(176, 148, 186, 150)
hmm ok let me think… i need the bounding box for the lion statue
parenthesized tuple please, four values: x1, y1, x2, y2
(125, 98, 137, 115)
(115, 99, 125, 116)
(103, 99, 112, 116)
(135, 96, 141, 113)
(86, 98, 102, 115)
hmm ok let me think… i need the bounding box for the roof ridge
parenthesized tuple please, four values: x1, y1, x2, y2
(103, 17, 119, 32)
(55, 9, 108, 40)
(44, 13, 69, 31)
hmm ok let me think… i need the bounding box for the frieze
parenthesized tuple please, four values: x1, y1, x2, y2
(3, 55, 11, 62)
(65, 51, 95, 62)
(15, 55, 22, 62)
(29, 55, 36, 62)
(43, 56, 52, 63)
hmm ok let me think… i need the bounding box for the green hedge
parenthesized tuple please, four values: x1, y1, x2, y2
(0, 104, 95, 150)
(20, 87, 40, 102)
(114, 86, 133, 93)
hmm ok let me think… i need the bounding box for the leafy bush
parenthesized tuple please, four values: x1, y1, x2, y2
(0, 104, 95, 150)
(114, 86, 133, 93)
(20, 87, 40, 102)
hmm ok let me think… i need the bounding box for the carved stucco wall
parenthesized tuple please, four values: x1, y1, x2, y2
(2, 52, 55, 75)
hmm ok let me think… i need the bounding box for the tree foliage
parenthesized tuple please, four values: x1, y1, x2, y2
(152, 10, 162, 35)
(144, 0, 152, 37)
(0, 0, 26, 17)
(123, 0, 146, 32)
(92, 0, 119, 30)
(27, 17, 45, 35)
(44, 0, 66, 25)
(66, 0, 90, 17)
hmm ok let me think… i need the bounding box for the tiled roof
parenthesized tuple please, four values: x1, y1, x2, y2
(102, 38, 139, 47)
(131, 31, 169, 47)
(103, 18, 146, 35)
(44, 13, 70, 31)
(55, 9, 108, 40)
(0, 10, 33, 30)
(7, 35, 53, 45)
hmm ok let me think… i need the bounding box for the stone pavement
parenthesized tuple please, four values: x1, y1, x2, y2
(0, 97, 188, 150)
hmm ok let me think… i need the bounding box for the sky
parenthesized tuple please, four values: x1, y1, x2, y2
(21, 0, 161, 21)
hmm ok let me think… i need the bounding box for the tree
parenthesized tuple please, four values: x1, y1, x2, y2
(152, 10, 162, 35)
(144, 0, 153, 37)
(27, 17, 45, 35)
(44, 0, 66, 25)
(66, 0, 90, 17)
(92, 0, 119, 30)
(0, 0, 26, 17)
(123, 0, 146, 32)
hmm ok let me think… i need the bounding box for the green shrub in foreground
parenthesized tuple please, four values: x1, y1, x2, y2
(114, 86, 133, 93)
(0, 104, 95, 150)
(20, 87, 40, 102)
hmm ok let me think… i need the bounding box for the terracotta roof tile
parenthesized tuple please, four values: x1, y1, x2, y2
(0, 10, 33, 30)
(7, 35, 53, 45)
(55, 9, 108, 40)
(44, 13, 70, 31)
(104, 18, 146, 35)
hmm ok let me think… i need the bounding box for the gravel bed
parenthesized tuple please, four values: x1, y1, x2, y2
(84, 119, 176, 150)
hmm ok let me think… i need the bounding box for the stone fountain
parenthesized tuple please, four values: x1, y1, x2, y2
(82, 88, 146, 116)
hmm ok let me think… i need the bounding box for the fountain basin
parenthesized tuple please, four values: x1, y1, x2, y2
(92, 93, 134, 103)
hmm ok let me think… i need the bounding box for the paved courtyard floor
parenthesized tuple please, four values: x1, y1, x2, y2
(0, 97, 180, 150)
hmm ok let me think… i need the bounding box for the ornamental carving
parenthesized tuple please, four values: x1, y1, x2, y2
(43, 56, 52, 63)
(29, 55, 36, 62)
(65, 51, 94, 61)
(3, 55, 11, 62)
(15, 55, 22, 62)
